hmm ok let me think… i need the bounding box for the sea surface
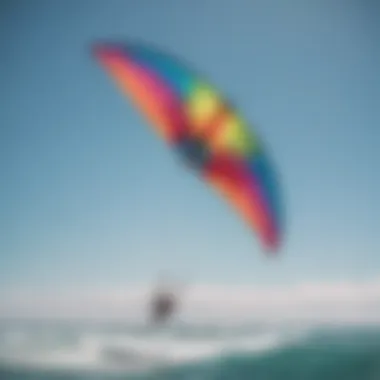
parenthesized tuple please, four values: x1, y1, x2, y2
(0, 319, 379, 379)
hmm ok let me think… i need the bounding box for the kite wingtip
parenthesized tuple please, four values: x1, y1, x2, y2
(91, 41, 110, 58)
(262, 234, 282, 256)
(90, 38, 139, 53)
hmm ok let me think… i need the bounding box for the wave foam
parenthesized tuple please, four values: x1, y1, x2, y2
(0, 324, 304, 374)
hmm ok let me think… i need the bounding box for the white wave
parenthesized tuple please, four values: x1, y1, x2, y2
(0, 324, 305, 374)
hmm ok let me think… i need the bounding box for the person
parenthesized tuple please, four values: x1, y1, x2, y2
(149, 276, 181, 325)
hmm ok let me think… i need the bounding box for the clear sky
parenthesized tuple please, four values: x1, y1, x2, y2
(1, 0, 379, 292)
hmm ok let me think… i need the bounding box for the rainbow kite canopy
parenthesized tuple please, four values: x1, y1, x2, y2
(92, 41, 283, 253)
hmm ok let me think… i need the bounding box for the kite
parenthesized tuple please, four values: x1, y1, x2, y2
(92, 41, 284, 253)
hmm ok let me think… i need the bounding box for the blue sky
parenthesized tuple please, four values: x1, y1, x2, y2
(1, 0, 379, 291)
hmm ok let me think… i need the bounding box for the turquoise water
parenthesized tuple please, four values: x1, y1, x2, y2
(0, 321, 379, 379)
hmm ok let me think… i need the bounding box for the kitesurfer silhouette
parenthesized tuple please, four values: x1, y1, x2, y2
(149, 276, 182, 325)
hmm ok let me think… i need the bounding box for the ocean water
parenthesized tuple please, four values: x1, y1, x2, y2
(0, 320, 379, 380)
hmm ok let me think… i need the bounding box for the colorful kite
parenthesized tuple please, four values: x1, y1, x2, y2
(92, 41, 284, 253)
